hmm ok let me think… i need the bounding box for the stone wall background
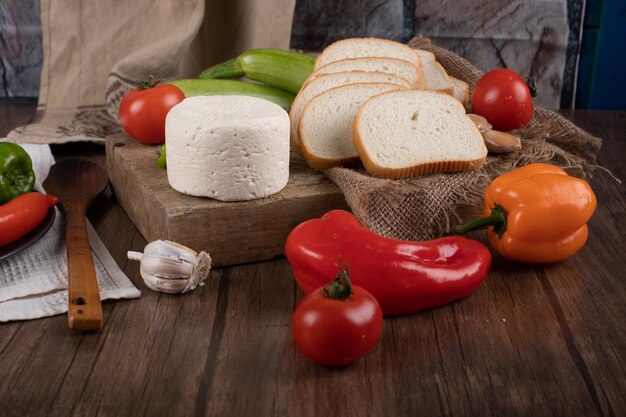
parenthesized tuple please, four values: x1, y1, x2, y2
(292, 0, 585, 108)
(1, 0, 584, 108)
(0, 0, 42, 98)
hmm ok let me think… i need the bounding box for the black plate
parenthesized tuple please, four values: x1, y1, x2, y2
(0, 206, 57, 262)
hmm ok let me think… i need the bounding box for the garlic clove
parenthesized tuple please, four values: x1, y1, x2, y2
(467, 114, 493, 132)
(127, 240, 211, 294)
(142, 274, 191, 293)
(482, 129, 522, 154)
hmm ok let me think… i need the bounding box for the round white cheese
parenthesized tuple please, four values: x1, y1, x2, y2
(165, 95, 290, 201)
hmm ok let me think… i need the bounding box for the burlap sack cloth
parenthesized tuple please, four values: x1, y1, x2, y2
(326, 38, 602, 240)
(7, 0, 296, 144)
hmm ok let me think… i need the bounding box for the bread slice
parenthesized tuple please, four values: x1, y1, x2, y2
(299, 83, 404, 170)
(290, 71, 410, 153)
(422, 60, 454, 94)
(312, 57, 426, 88)
(450, 76, 469, 109)
(314, 38, 420, 70)
(353, 90, 487, 179)
(414, 49, 436, 63)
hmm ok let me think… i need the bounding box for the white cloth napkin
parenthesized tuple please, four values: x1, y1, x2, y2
(0, 139, 140, 322)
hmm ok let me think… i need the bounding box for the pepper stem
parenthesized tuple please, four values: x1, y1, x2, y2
(156, 144, 167, 169)
(322, 257, 353, 300)
(454, 204, 508, 238)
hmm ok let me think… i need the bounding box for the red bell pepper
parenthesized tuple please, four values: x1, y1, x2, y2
(0, 192, 58, 247)
(285, 210, 492, 316)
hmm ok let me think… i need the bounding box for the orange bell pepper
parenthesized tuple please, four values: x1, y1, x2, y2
(455, 163, 597, 263)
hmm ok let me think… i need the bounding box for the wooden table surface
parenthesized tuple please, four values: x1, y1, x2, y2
(1, 102, 625, 417)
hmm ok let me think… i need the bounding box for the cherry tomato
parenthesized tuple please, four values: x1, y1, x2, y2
(118, 82, 185, 145)
(291, 262, 383, 366)
(471, 68, 534, 132)
(0, 192, 58, 247)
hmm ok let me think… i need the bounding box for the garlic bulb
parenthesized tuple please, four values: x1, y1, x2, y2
(127, 240, 211, 294)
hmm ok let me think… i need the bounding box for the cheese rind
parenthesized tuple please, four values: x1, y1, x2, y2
(166, 96, 290, 201)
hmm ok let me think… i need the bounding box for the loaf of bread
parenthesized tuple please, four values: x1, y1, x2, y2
(312, 57, 425, 89)
(353, 90, 487, 179)
(299, 83, 404, 170)
(290, 71, 410, 153)
(314, 38, 421, 69)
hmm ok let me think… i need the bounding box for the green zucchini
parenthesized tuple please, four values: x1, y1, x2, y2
(199, 49, 315, 94)
(171, 79, 295, 109)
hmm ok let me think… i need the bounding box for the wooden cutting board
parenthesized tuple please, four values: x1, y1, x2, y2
(105, 134, 348, 267)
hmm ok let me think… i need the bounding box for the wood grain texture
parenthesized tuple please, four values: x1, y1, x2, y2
(105, 133, 349, 266)
(1, 104, 625, 417)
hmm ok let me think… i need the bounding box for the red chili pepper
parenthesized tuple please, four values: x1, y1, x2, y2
(0, 192, 58, 247)
(285, 210, 492, 316)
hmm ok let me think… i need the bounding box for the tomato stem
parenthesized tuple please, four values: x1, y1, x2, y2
(525, 76, 538, 98)
(454, 204, 508, 238)
(323, 257, 353, 300)
(138, 75, 160, 89)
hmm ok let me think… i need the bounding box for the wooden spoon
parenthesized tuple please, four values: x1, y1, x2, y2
(43, 158, 108, 331)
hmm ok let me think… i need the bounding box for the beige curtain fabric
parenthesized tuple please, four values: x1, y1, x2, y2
(8, 0, 296, 144)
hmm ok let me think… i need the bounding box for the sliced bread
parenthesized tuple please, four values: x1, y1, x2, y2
(299, 83, 404, 170)
(450, 76, 469, 109)
(414, 49, 436, 90)
(414, 49, 436, 64)
(314, 38, 420, 69)
(290, 71, 410, 153)
(412, 49, 448, 93)
(422, 60, 454, 94)
(353, 90, 487, 179)
(312, 57, 425, 88)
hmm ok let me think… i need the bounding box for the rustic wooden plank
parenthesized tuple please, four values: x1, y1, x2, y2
(105, 133, 349, 267)
(1, 104, 625, 417)
(542, 110, 626, 416)
(42, 270, 221, 417)
(198, 261, 298, 417)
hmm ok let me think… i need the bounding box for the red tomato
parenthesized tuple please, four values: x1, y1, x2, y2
(471, 68, 534, 131)
(292, 265, 383, 366)
(118, 82, 185, 145)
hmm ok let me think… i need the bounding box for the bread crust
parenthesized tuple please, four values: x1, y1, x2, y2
(314, 37, 420, 70)
(353, 89, 487, 179)
(311, 57, 424, 89)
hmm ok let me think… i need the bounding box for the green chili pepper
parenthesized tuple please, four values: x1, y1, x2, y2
(0, 142, 36, 204)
